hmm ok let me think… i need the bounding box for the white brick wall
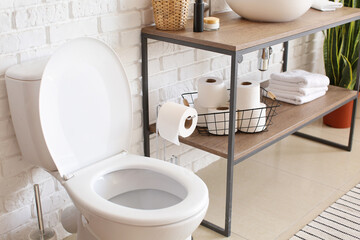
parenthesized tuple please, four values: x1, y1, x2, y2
(0, 12, 12, 32)
(15, 3, 69, 29)
(100, 11, 141, 32)
(70, 0, 117, 18)
(49, 18, 98, 42)
(0, 0, 325, 239)
(0, 206, 32, 235)
(0, 56, 17, 76)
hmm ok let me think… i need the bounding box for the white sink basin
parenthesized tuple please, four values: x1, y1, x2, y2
(225, 0, 312, 22)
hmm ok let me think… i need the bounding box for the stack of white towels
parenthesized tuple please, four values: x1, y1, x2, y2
(311, 0, 343, 12)
(266, 70, 329, 105)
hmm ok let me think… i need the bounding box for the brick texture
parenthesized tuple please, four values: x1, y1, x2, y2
(49, 18, 98, 42)
(70, 0, 117, 18)
(0, 11, 12, 33)
(15, 3, 69, 29)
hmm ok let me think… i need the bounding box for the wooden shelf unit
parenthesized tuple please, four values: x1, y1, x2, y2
(141, 7, 360, 237)
(142, 8, 360, 53)
(150, 86, 358, 161)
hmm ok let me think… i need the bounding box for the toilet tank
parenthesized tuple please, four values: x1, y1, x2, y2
(5, 58, 57, 171)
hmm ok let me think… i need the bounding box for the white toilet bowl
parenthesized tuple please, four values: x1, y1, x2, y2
(65, 153, 208, 240)
(5, 37, 208, 240)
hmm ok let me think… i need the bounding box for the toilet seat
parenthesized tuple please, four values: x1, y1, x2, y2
(39, 37, 132, 178)
(63, 152, 209, 226)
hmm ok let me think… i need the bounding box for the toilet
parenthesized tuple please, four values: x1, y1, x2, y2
(5, 38, 209, 240)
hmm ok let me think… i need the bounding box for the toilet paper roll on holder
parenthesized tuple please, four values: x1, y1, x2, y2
(155, 102, 196, 161)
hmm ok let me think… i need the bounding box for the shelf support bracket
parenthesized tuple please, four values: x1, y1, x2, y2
(237, 55, 243, 64)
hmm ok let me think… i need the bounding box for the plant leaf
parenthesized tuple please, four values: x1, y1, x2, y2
(339, 55, 353, 89)
(323, 0, 360, 90)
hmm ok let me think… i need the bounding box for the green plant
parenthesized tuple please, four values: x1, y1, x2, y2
(324, 0, 360, 90)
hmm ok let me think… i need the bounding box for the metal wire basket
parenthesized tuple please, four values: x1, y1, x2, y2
(181, 88, 281, 135)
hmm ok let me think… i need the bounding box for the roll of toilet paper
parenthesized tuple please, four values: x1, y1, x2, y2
(207, 106, 238, 135)
(238, 103, 267, 133)
(194, 98, 207, 127)
(197, 77, 227, 108)
(157, 102, 198, 145)
(236, 81, 261, 110)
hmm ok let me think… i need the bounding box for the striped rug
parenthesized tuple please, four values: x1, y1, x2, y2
(291, 184, 360, 240)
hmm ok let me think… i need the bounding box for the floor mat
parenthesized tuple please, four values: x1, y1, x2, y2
(291, 184, 360, 240)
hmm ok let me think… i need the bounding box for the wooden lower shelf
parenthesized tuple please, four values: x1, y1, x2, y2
(150, 86, 358, 161)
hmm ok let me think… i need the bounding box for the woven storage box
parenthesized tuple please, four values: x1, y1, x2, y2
(152, 0, 190, 30)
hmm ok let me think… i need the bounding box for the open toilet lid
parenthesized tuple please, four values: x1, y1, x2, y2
(39, 38, 132, 178)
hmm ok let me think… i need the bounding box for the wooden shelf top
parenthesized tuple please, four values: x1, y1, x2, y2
(142, 7, 360, 52)
(150, 86, 358, 161)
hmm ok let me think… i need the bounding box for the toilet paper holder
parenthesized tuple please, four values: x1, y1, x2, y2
(155, 103, 196, 161)
(181, 88, 281, 135)
(183, 99, 198, 120)
(156, 104, 166, 160)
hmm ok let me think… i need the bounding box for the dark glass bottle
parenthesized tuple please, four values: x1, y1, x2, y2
(193, 0, 204, 32)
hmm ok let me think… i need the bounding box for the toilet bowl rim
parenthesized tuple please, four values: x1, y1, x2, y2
(63, 153, 209, 226)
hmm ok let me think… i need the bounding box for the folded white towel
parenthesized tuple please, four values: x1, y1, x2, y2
(268, 83, 328, 96)
(268, 90, 327, 105)
(311, 0, 343, 11)
(270, 70, 330, 87)
(269, 79, 327, 88)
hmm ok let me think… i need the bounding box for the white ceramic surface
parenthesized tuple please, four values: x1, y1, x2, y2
(39, 37, 132, 178)
(65, 153, 209, 240)
(5, 59, 56, 171)
(225, 0, 312, 22)
(6, 57, 49, 81)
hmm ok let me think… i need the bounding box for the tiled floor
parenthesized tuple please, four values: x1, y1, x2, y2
(193, 103, 360, 240)
(64, 103, 360, 240)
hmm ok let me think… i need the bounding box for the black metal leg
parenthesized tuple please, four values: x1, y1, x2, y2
(293, 131, 352, 151)
(201, 52, 241, 237)
(201, 219, 227, 235)
(292, 35, 360, 152)
(141, 34, 150, 157)
(293, 97, 358, 151)
(224, 52, 241, 236)
(349, 41, 360, 151)
(347, 96, 358, 151)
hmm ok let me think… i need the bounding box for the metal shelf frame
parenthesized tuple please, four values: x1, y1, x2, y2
(141, 13, 360, 237)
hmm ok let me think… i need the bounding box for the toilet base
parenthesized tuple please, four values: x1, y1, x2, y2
(61, 205, 97, 240)
(62, 206, 194, 240)
(76, 232, 192, 240)
(77, 215, 98, 240)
